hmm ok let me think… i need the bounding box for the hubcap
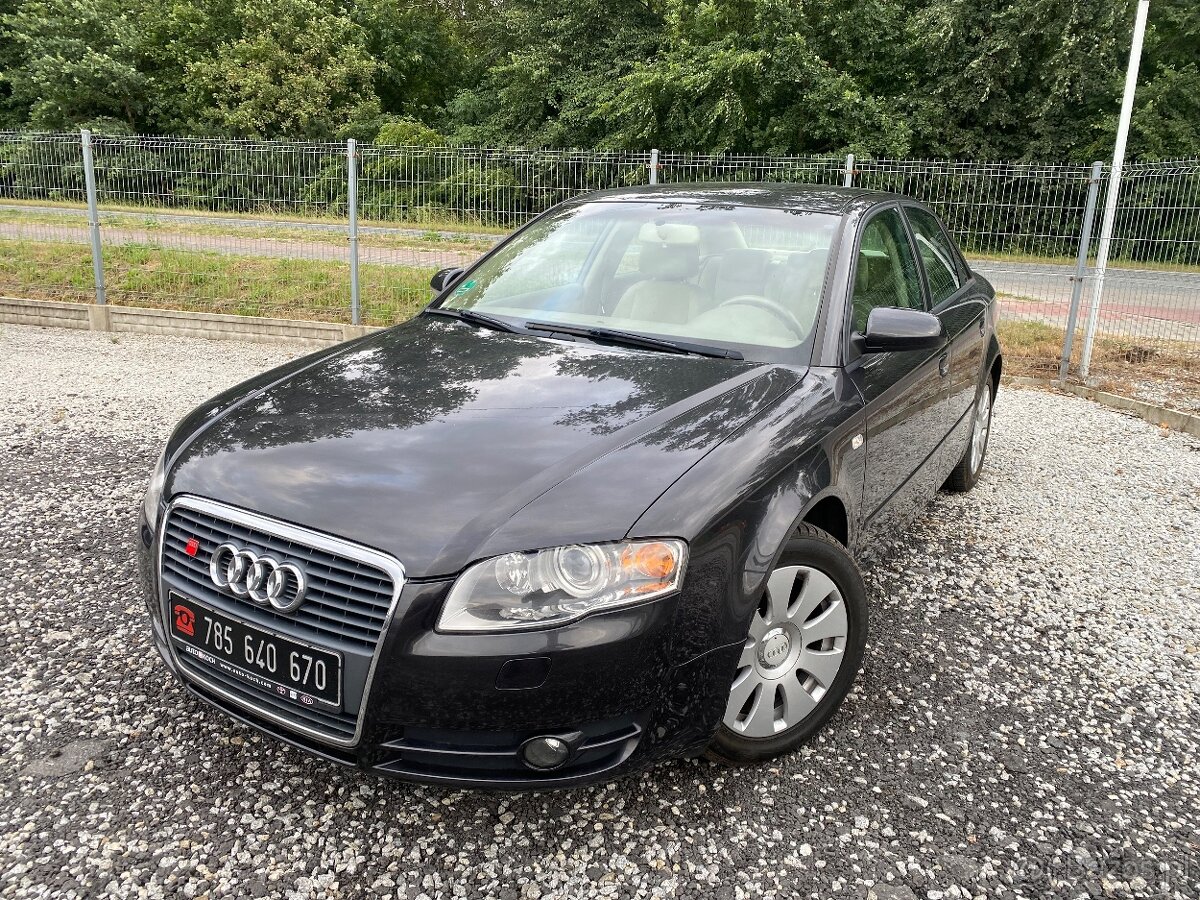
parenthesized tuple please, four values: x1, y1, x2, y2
(758, 628, 792, 670)
(970, 383, 992, 474)
(722, 565, 850, 738)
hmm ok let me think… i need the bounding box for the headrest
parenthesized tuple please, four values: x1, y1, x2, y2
(698, 221, 747, 256)
(638, 240, 700, 280)
(637, 222, 701, 246)
(718, 248, 772, 282)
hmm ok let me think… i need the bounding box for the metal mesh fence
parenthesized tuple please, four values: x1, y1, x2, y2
(357, 146, 653, 226)
(656, 152, 847, 187)
(0, 131, 1195, 402)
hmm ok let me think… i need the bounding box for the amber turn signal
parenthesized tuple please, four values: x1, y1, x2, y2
(622, 542, 678, 580)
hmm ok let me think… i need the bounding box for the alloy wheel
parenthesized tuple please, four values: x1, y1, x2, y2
(970, 382, 993, 475)
(722, 565, 849, 738)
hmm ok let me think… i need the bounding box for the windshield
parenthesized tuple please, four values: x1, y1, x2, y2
(437, 201, 839, 362)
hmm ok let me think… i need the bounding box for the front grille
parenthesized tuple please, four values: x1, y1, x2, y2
(159, 497, 403, 746)
(163, 506, 393, 651)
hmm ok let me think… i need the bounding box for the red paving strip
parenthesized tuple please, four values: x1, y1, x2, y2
(1001, 298, 1200, 325)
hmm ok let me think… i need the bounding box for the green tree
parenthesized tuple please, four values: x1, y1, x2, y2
(181, 0, 379, 139)
(0, 0, 27, 127)
(605, 0, 913, 154)
(1107, 0, 1200, 159)
(3, 0, 149, 129)
(352, 0, 471, 121)
(446, 0, 661, 147)
(130, 0, 242, 134)
(446, 0, 914, 154)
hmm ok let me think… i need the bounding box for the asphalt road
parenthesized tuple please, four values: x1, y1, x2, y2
(2, 325, 1198, 899)
(0, 220, 473, 270)
(975, 262, 1200, 341)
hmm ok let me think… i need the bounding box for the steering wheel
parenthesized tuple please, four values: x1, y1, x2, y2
(714, 294, 806, 338)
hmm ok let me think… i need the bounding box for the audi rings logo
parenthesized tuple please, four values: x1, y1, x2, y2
(209, 542, 308, 613)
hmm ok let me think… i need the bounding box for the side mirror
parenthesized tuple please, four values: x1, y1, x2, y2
(430, 266, 465, 293)
(858, 307, 944, 353)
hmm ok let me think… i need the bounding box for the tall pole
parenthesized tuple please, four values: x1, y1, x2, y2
(347, 139, 360, 327)
(843, 153, 855, 188)
(80, 129, 107, 306)
(1080, 0, 1149, 377)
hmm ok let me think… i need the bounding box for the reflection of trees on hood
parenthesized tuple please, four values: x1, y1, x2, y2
(187, 318, 555, 455)
(552, 352, 773, 454)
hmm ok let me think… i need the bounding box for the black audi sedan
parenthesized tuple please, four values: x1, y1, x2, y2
(137, 184, 1001, 787)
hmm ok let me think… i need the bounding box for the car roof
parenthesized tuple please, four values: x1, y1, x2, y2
(569, 183, 908, 216)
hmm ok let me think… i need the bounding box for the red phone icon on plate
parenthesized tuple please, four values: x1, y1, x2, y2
(174, 604, 196, 637)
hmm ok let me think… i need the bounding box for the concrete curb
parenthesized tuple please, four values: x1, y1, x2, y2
(1, 296, 381, 347)
(1005, 375, 1200, 437)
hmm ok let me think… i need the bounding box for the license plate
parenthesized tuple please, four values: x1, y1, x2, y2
(168, 592, 342, 710)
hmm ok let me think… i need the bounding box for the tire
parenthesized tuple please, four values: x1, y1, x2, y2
(707, 524, 868, 766)
(944, 378, 994, 493)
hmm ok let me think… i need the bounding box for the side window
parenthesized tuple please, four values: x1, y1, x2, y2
(905, 207, 962, 306)
(850, 208, 924, 334)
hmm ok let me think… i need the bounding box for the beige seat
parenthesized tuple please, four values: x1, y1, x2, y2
(614, 223, 706, 325)
(700, 247, 774, 311)
(767, 251, 825, 333)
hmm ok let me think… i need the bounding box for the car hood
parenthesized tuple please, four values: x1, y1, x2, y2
(167, 316, 803, 577)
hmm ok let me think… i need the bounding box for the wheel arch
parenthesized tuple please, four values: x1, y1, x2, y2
(989, 343, 1003, 398)
(718, 457, 861, 659)
(628, 369, 865, 665)
(799, 494, 850, 548)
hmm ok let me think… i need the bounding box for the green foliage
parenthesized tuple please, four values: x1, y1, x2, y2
(352, 0, 469, 120)
(4, 0, 148, 128)
(445, 0, 660, 148)
(182, 0, 379, 140)
(0, 0, 1195, 159)
(375, 117, 447, 147)
(1110, 0, 1200, 160)
(602, 0, 913, 154)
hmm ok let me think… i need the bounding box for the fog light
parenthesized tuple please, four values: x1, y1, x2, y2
(520, 736, 571, 770)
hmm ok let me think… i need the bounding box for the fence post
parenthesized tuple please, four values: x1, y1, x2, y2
(347, 138, 361, 327)
(80, 129, 106, 307)
(843, 153, 855, 188)
(1058, 161, 1104, 382)
(649, 149, 659, 185)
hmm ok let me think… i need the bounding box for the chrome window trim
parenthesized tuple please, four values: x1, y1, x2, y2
(157, 493, 406, 749)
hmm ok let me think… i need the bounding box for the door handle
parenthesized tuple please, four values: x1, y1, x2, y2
(978, 316, 985, 335)
(938, 353, 950, 378)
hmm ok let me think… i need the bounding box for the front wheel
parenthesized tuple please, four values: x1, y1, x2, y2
(707, 524, 868, 765)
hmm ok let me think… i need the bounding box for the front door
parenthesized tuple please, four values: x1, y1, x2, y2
(844, 206, 948, 537)
(904, 205, 986, 437)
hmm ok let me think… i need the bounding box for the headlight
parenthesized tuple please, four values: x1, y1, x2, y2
(437, 539, 687, 633)
(142, 447, 168, 530)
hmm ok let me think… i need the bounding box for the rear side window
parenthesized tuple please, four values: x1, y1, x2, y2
(850, 208, 925, 334)
(905, 207, 962, 306)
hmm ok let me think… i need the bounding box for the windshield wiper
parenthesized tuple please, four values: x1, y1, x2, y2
(423, 306, 521, 333)
(524, 321, 743, 360)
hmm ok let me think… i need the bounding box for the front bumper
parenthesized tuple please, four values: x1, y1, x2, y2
(138, 503, 739, 789)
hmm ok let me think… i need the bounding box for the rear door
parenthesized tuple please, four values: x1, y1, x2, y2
(844, 205, 947, 530)
(903, 205, 987, 430)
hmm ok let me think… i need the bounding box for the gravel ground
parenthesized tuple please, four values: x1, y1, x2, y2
(1, 324, 1198, 900)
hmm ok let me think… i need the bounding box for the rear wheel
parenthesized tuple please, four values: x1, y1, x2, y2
(707, 524, 867, 765)
(944, 379, 994, 493)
